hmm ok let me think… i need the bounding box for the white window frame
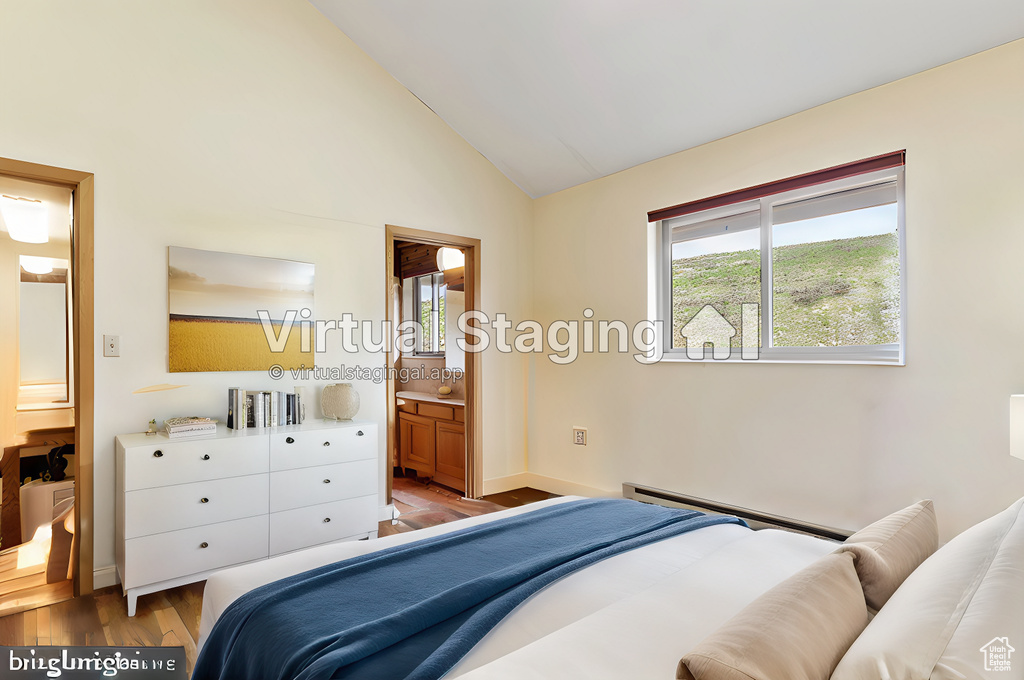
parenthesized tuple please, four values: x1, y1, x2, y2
(649, 166, 906, 365)
(413, 272, 446, 357)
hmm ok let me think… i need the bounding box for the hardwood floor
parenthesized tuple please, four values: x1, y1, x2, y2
(0, 540, 74, 617)
(0, 581, 203, 674)
(383, 475, 512, 535)
(0, 480, 557, 674)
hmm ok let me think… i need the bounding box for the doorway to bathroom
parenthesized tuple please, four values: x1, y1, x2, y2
(384, 225, 481, 506)
(0, 156, 95, 613)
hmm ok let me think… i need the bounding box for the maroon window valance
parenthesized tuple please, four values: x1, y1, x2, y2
(648, 150, 905, 223)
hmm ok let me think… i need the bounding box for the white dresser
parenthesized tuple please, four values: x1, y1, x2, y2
(115, 420, 378, 616)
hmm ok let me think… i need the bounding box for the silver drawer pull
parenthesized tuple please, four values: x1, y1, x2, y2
(323, 479, 331, 484)
(202, 454, 211, 460)
(286, 437, 295, 444)
(323, 517, 331, 523)
(200, 542, 209, 549)
(323, 441, 331, 447)
(153, 450, 163, 458)
(357, 431, 364, 436)
(200, 497, 209, 504)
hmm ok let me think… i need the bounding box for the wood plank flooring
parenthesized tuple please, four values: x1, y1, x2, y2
(0, 542, 74, 617)
(0, 480, 557, 674)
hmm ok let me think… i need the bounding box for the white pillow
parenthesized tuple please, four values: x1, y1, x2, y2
(830, 497, 1024, 680)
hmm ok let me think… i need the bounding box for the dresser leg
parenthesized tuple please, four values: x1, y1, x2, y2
(367, 530, 378, 540)
(127, 592, 138, 617)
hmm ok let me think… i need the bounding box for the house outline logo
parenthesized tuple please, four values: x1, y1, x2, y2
(678, 303, 759, 361)
(679, 305, 736, 360)
(980, 636, 1014, 672)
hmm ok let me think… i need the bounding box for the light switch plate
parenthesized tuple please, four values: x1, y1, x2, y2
(103, 334, 120, 357)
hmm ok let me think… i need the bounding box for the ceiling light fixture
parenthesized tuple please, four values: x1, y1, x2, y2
(20, 256, 54, 275)
(436, 246, 465, 271)
(0, 195, 48, 244)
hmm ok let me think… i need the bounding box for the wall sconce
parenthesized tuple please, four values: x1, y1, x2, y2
(0, 195, 48, 244)
(1010, 395, 1024, 460)
(20, 256, 54, 275)
(436, 246, 465, 271)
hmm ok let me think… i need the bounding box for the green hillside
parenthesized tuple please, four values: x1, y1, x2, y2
(672, 233, 900, 349)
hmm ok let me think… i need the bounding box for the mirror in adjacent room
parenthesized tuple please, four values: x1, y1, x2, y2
(18, 255, 72, 408)
(0, 175, 76, 424)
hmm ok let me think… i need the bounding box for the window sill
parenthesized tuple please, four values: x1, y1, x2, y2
(652, 345, 903, 366)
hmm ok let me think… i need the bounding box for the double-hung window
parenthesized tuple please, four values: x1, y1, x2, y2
(650, 152, 906, 364)
(414, 272, 446, 356)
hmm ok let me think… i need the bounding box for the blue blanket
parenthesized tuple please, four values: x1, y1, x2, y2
(193, 498, 744, 680)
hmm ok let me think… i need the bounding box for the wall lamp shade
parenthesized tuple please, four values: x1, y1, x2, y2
(20, 256, 54, 275)
(0, 195, 48, 244)
(436, 246, 465, 271)
(1011, 395, 1024, 460)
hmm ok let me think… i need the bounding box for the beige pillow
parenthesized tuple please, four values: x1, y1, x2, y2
(677, 551, 867, 680)
(838, 500, 937, 610)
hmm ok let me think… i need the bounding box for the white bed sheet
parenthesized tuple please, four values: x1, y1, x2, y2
(197, 497, 837, 678)
(451, 528, 837, 679)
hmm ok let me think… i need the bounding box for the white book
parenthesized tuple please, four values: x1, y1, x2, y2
(166, 428, 218, 439)
(234, 388, 247, 430)
(166, 424, 217, 434)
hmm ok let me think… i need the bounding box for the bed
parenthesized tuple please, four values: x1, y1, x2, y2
(196, 493, 1024, 680)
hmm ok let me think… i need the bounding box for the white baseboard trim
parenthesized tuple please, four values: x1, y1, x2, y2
(93, 565, 120, 590)
(378, 503, 396, 522)
(482, 472, 617, 499)
(482, 473, 532, 496)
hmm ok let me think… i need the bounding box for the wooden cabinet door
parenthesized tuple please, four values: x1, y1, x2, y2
(399, 412, 435, 475)
(433, 421, 466, 493)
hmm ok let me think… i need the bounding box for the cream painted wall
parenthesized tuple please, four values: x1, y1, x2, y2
(0, 0, 532, 575)
(531, 39, 1024, 542)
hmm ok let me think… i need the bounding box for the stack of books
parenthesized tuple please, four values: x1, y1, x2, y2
(164, 417, 217, 439)
(228, 388, 304, 431)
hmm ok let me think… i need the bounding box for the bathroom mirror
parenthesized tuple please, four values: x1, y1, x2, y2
(18, 256, 72, 408)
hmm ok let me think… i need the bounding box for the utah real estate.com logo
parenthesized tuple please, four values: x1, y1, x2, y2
(980, 637, 1014, 672)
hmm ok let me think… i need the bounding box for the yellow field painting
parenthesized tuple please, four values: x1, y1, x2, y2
(169, 318, 312, 373)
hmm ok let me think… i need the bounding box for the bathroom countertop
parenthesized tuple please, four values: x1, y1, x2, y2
(396, 390, 465, 407)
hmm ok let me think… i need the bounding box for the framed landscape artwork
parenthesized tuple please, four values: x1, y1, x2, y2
(168, 246, 315, 372)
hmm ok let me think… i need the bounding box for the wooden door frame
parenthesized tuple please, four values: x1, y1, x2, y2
(0, 156, 94, 596)
(385, 225, 482, 500)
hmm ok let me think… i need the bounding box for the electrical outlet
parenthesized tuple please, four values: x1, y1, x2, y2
(572, 427, 587, 446)
(103, 335, 120, 357)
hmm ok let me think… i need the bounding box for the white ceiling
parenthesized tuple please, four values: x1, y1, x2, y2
(312, 1, 1024, 198)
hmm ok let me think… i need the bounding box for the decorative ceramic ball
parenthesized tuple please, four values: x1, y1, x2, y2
(321, 383, 359, 420)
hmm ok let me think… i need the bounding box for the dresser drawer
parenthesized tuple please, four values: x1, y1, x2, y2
(123, 437, 268, 491)
(269, 426, 376, 471)
(124, 474, 269, 539)
(269, 495, 376, 556)
(269, 459, 376, 513)
(122, 515, 269, 589)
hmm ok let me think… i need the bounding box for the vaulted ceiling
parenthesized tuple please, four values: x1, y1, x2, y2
(313, 1, 1024, 197)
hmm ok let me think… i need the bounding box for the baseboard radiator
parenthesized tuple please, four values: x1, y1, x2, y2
(622, 482, 852, 542)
